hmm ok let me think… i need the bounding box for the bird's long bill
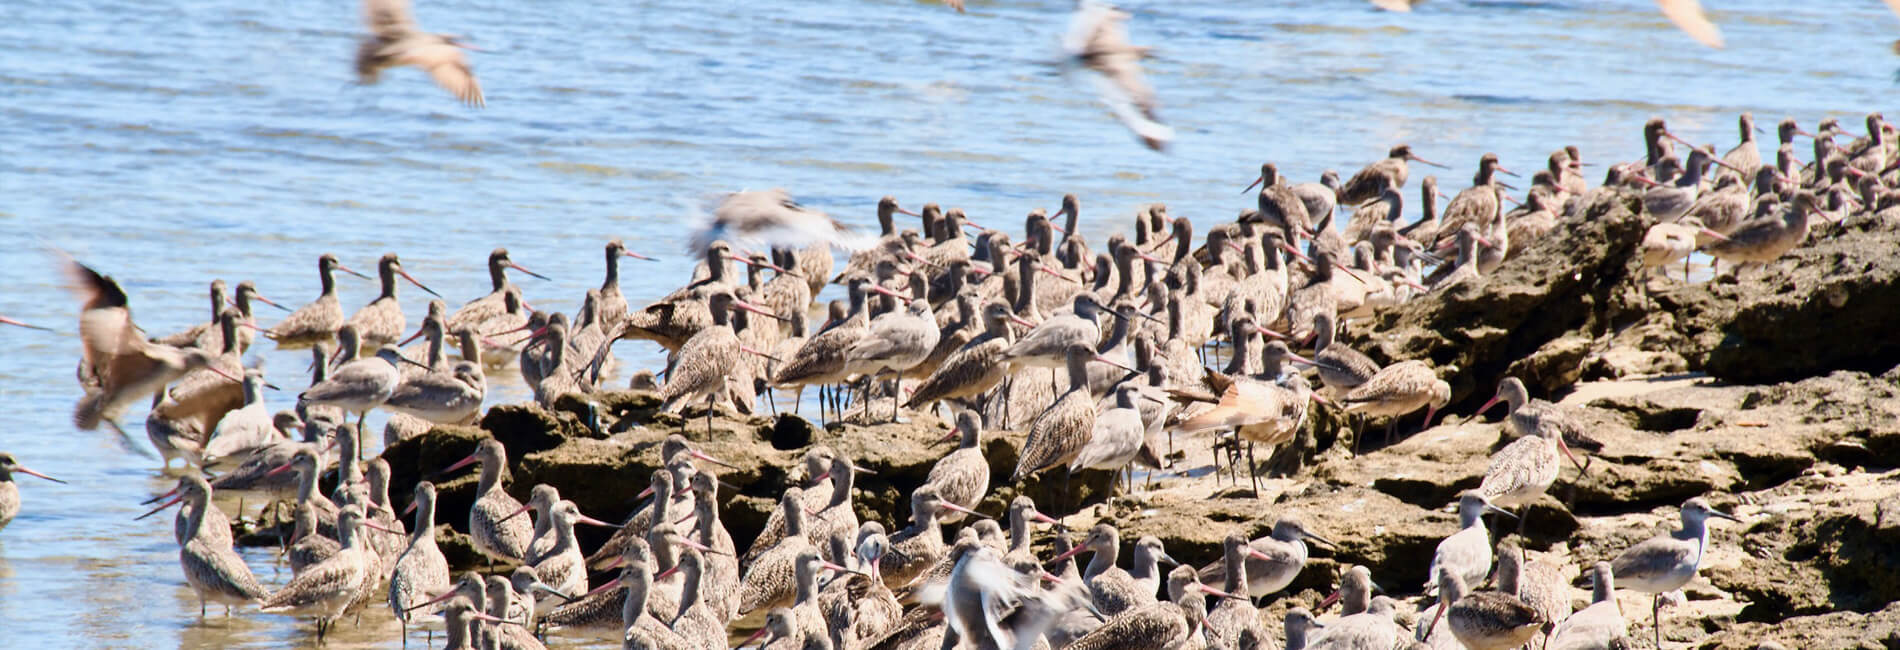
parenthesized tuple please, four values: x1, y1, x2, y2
(361, 520, 402, 535)
(401, 499, 418, 516)
(1496, 165, 1521, 178)
(404, 587, 462, 613)
(1277, 242, 1317, 266)
(398, 326, 430, 348)
(1408, 153, 1451, 169)
(1039, 264, 1080, 284)
(622, 248, 658, 262)
(141, 486, 180, 505)
(573, 513, 622, 529)
(1029, 510, 1061, 526)
(1047, 542, 1090, 566)
(1483, 503, 1519, 519)
(1698, 228, 1731, 242)
(262, 459, 300, 479)
(935, 429, 960, 444)
(250, 293, 291, 311)
(654, 564, 681, 581)
(849, 462, 877, 476)
(1709, 508, 1743, 522)
(498, 503, 534, 524)
(440, 452, 481, 476)
(530, 581, 579, 603)
(822, 560, 870, 578)
(398, 269, 441, 298)
(1300, 530, 1338, 548)
(14, 465, 68, 484)
(1242, 175, 1266, 194)
(1196, 583, 1245, 600)
(1423, 405, 1440, 430)
(206, 366, 244, 385)
(1092, 355, 1138, 375)
(675, 536, 717, 554)
(0, 316, 55, 331)
(507, 261, 552, 281)
(739, 625, 773, 648)
(396, 354, 434, 371)
(940, 502, 990, 519)
(689, 449, 739, 470)
(867, 284, 913, 304)
(1556, 436, 1586, 473)
(581, 576, 623, 599)
(1476, 395, 1503, 415)
(1317, 589, 1343, 610)
(1007, 314, 1040, 330)
(136, 493, 186, 520)
(337, 264, 373, 280)
(733, 300, 790, 323)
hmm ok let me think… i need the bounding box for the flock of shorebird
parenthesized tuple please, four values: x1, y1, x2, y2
(5, 107, 1886, 649)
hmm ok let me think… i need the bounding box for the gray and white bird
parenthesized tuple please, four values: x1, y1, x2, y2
(1062, 0, 1172, 151)
(688, 189, 877, 260)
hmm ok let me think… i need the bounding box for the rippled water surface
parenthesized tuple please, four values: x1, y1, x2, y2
(0, 0, 1893, 646)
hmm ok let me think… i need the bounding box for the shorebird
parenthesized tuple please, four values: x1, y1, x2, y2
(1640, 216, 1728, 279)
(300, 343, 420, 441)
(1062, 0, 1172, 151)
(262, 507, 377, 639)
(346, 253, 440, 348)
(879, 485, 985, 590)
(287, 500, 341, 575)
(1658, 0, 1723, 48)
(1702, 190, 1820, 271)
(654, 291, 779, 422)
(1475, 409, 1587, 520)
(1245, 162, 1313, 238)
(1424, 567, 1545, 650)
(739, 488, 820, 616)
(1338, 144, 1448, 206)
(846, 295, 940, 423)
(1205, 533, 1269, 647)
(384, 334, 485, 426)
(1308, 311, 1379, 396)
(268, 254, 372, 347)
(389, 481, 450, 643)
(447, 248, 546, 335)
(530, 500, 620, 598)
(0, 453, 64, 532)
(62, 254, 240, 454)
(139, 474, 266, 617)
(906, 301, 1018, 414)
(690, 189, 877, 259)
(195, 369, 278, 469)
(356, 0, 485, 106)
(1425, 491, 1513, 595)
(1611, 497, 1740, 648)
(1194, 516, 1334, 599)
(595, 238, 655, 331)
(920, 411, 991, 523)
(441, 438, 533, 568)
(1071, 384, 1149, 493)
(1012, 344, 1135, 508)
(1284, 608, 1326, 650)
(1546, 562, 1625, 650)
(1435, 153, 1516, 250)
(1494, 540, 1571, 647)
(1340, 359, 1450, 444)
(774, 278, 875, 422)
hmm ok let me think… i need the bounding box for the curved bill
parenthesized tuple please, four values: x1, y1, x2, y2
(1197, 583, 1246, 600)
(507, 261, 551, 281)
(529, 581, 579, 604)
(498, 502, 534, 524)
(688, 449, 739, 470)
(1407, 152, 1450, 169)
(249, 293, 292, 312)
(938, 501, 991, 520)
(573, 512, 623, 529)
(336, 264, 373, 280)
(136, 493, 186, 520)
(622, 248, 658, 262)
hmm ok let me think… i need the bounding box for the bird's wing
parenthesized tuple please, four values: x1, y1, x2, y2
(417, 46, 484, 107)
(363, 0, 418, 37)
(1656, 0, 1723, 49)
(1082, 56, 1172, 151)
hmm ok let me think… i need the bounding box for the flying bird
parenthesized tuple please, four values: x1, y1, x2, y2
(1657, 0, 1722, 48)
(687, 189, 876, 260)
(1062, 1, 1172, 152)
(355, 0, 485, 107)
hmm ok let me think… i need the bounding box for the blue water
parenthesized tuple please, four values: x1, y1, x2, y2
(0, 0, 1893, 646)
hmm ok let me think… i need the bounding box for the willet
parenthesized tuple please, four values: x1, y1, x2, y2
(1610, 497, 1741, 648)
(195, 369, 278, 469)
(1546, 562, 1625, 650)
(1702, 190, 1820, 271)
(1426, 491, 1513, 595)
(1195, 516, 1334, 599)
(300, 343, 420, 442)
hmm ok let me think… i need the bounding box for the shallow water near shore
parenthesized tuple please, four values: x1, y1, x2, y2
(0, 0, 1894, 646)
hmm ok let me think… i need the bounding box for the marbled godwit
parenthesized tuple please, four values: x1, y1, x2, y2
(1204, 532, 1271, 647)
(1195, 516, 1333, 599)
(1475, 405, 1587, 519)
(1246, 163, 1313, 239)
(262, 507, 377, 639)
(209, 416, 333, 503)
(441, 438, 533, 568)
(389, 481, 450, 643)
(1012, 345, 1134, 505)
(920, 412, 991, 523)
(526, 500, 618, 598)
(301, 343, 418, 442)
(196, 369, 278, 469)
(595, 238, 653, 330)
(600, 540, 696, 650)
(62, 255, 239, 454)
(664, 547, 725, 647)
(1428, 224, 1492, 292)
(1063, 0, 1173, 151)
(268, 254, 371, 347)
(654, 291, 777, 419)
(1611, 497, 1740, 648)
(0, 453, 63, 532)
(139, 474, 266, 617)
(1064, 563, 1236, 650)
(805, 456, 867, 564)
(879, 485, 985, 590)
(589, 467, 684, 570)
(146, 305, 247, 438)
(690, 188, 875, 259)
(1546, 562, 1625, 650)
(347, 253, 439, 348)
(1343, 185, 1404, 245)
(740, 488, 820, 615)
(1720, 112, 1764, 183)
(844, 292, 940, 422)
(1426, 491, 1512, 595)
(906, 301, 1016, 414)
(1434, 153, 1515, 250)
(932, 544, 1044, 650)
(739, 608, 803, 650)
(1340, 359, 1449, 443)
(682, 473, 740, 621)
(447, 248, 547, 334)
(1338, 144, 1447, 205)
(1425, 567, 1545, 650)
(356, 0, 485, 106)
(1494, 540, 1570, 645)
(481, 574, 548, 650)
(0, 315, 55, 331)
(508, 484, 562, 564)
(285, 500, 340, 575)
(1703, 190, 1820, 271)
(1641, 147, 1740, 222)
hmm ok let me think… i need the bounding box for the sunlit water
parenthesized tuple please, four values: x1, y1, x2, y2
(0, 0, 1893, 646)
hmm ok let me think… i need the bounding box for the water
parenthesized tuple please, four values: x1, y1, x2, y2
(0, 0, 1892, 645)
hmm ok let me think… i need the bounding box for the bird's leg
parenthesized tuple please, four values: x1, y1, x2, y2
(200, 597, 207, 619)
(1247, 441, 1260, 495)
(705, 394, 715, 437)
